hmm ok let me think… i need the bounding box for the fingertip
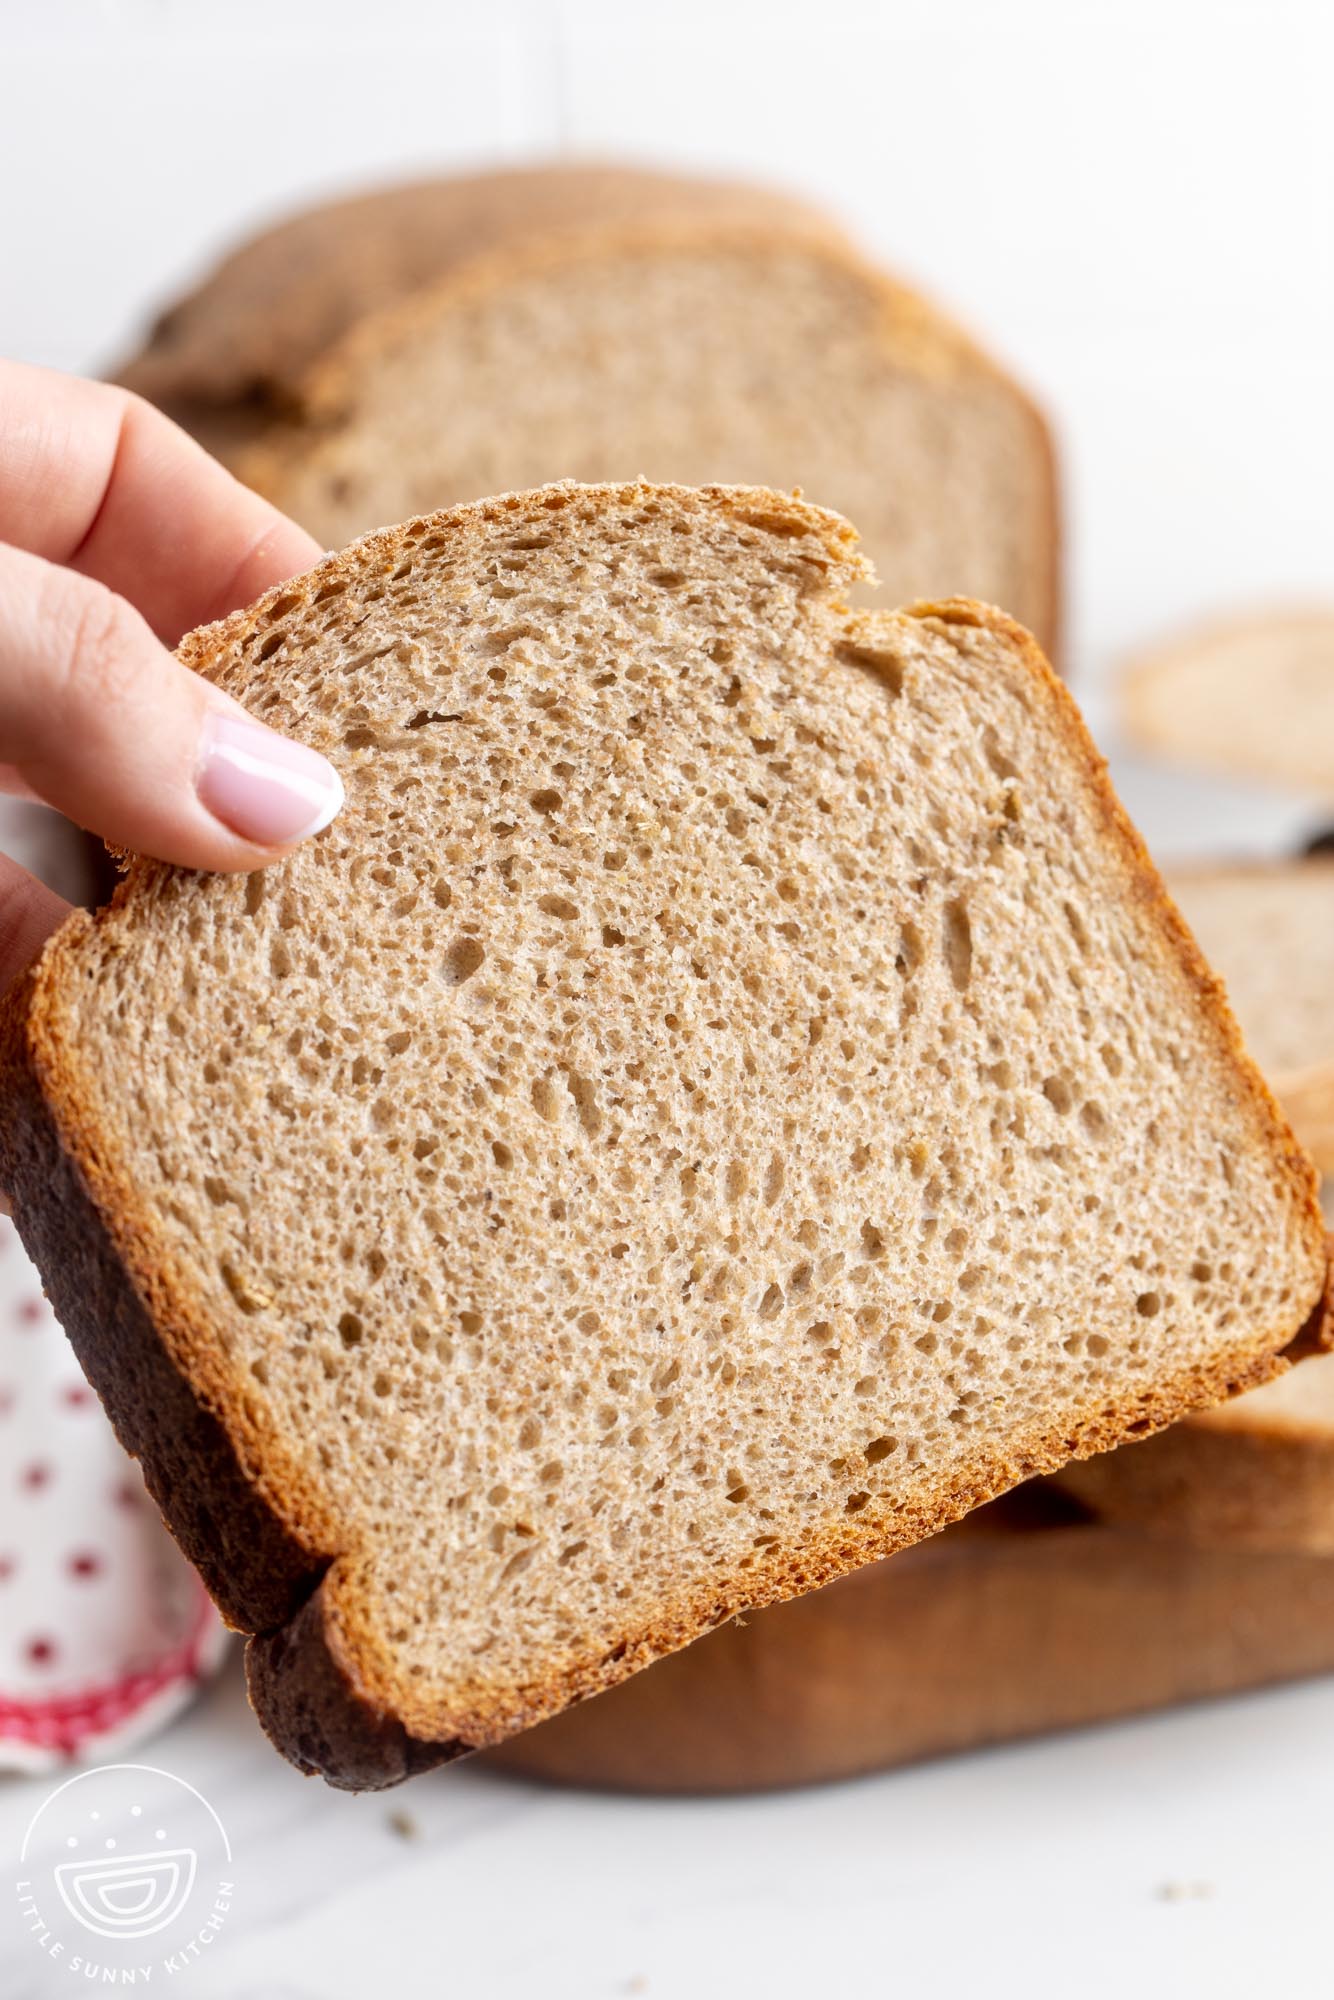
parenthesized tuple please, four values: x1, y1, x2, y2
(286, 759, 345, 843)
(195, 712, 345, 855)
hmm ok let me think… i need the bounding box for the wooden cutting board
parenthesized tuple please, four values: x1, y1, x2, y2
(486, 1486, 1334, 1792)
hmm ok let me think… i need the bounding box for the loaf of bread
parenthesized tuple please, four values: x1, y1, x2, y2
(0, 483, 1322, 1789)
(118, 163, 1060, 657)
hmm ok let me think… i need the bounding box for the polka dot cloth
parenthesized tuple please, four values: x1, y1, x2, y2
(0, 1213, 227, 1772)
(0, 801, 227, 1771)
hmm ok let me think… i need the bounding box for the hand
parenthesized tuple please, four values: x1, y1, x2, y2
(0, 359, 344, 994)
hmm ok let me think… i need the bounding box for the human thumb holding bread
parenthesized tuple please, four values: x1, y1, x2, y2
(0, 358, 344, 996)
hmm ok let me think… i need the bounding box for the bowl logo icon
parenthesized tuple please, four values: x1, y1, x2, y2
(16, 1763, 233, 1977)
(55, 1842, 198, 1940)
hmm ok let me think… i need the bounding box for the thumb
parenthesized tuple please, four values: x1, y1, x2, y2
(0, 541, 343, 872)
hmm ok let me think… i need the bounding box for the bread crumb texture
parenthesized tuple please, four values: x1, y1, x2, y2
(19, 484, 1323, 1752)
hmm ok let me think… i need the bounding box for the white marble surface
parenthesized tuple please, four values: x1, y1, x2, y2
(3, 2, 1334, 1994)
(7, 1647, 1334, 1999)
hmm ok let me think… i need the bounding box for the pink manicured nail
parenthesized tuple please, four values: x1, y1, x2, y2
(196, 713, 344, 849)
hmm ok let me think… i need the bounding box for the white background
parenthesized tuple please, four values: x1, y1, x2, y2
(3, 2, 1334, 1994)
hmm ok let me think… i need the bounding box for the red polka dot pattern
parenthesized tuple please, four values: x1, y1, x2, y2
(0, 1205, 226, 1772)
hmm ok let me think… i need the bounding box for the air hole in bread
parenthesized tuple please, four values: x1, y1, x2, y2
(943, 899, 972, 992)
(443, 937, 485, 985)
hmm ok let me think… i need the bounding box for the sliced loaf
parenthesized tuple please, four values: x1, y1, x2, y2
(117, 163, 1060, 655)
(0, 483, 1321, 1788)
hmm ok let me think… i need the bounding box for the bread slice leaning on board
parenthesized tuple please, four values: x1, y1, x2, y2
(116, 161, 1061, 659)
(1121, 607, 1334, 795)
(0, 484, 1323, 1791)
(1054, 858, 1334, 1547)
(486, 1486, 1334, 1793)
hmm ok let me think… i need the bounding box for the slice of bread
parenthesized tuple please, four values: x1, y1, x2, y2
(485, 1488, 1334, 1793)
(1121, 608, 1334, 795)
(1167, 861, 1334, 1172)
(117, 163, 1060, 657)
(0, 483, 1322, 1790)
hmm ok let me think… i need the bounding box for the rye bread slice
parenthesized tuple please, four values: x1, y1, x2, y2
(116, 163, 1060, 658)
(0, 482, 1322, 1788)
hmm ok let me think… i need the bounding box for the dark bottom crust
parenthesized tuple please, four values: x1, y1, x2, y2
(0, 1013, 326, 1635)
(245, 1586, 467, 1789)
(2, 994, 1329, 1790)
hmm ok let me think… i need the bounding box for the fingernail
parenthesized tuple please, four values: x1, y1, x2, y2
(196, 713, 344, 848)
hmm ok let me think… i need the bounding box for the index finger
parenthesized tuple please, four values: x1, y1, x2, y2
(0, 359, 322, 644)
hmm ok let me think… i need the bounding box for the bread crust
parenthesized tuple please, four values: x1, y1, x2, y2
(1053, 1226, 1334, 1551)
(0, 957, 328, 1633)
(0, 485, 1320, 1787)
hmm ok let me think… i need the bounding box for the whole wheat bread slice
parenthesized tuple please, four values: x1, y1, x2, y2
(116, 163, 1060, 657)
(0, 483, 1321, 1789)
(1121, 608, 1334, 796)
(118, 165, 847, 437)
